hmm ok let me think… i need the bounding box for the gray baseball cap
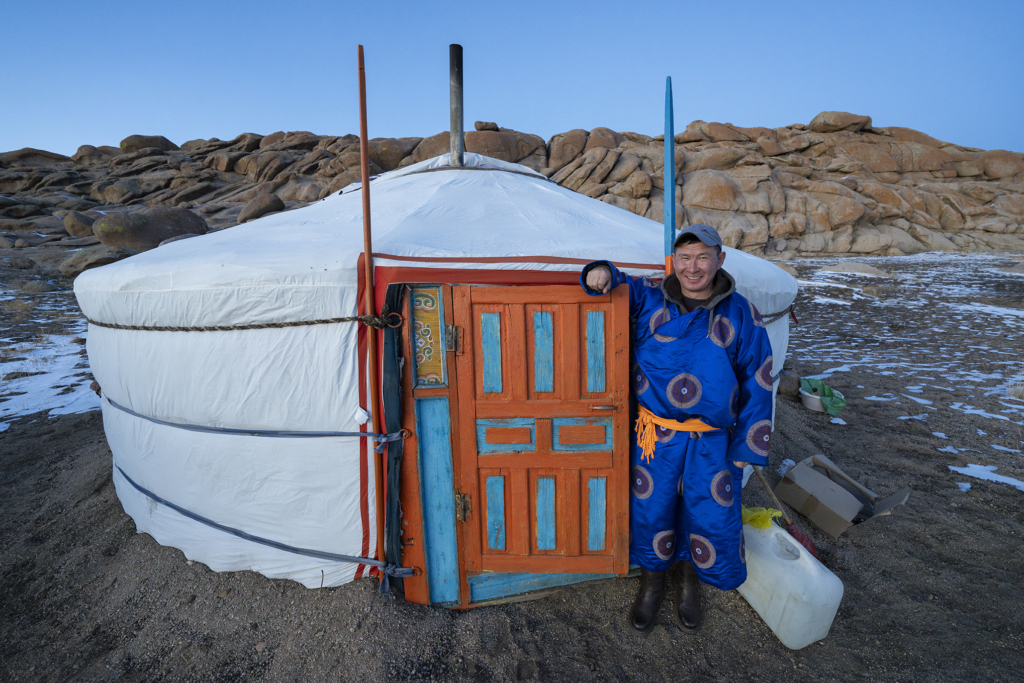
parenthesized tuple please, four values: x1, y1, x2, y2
(673, 223, 723, 249)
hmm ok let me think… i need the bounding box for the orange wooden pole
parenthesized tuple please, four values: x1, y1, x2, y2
(358, 44, 386, 572)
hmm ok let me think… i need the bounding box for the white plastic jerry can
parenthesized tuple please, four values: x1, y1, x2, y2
(736, 523, 844, 650)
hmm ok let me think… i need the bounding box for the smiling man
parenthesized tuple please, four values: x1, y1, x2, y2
(581, 224, 774, 635)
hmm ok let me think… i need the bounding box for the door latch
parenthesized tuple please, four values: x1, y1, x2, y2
(445, 324, 465, 356)
(454, 491, 471, 522)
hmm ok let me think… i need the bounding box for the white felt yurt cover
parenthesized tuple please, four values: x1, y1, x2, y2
(74, 153, 797, 588)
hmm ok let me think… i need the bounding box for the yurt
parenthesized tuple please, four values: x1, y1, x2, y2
(74, 150, 797, 608)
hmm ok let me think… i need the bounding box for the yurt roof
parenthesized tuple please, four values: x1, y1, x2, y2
(74, 153, 797, 329)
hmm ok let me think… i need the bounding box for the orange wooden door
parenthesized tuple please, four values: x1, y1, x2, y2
(453, 285, 630, 577)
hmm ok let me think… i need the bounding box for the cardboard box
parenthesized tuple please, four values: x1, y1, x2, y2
(773, 457, 910, 540)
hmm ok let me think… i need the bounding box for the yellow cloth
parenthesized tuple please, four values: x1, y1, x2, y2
(742, 506, 782, 529)
(635, 404, 717, 464)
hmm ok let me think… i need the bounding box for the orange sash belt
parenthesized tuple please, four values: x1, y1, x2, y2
(635, 405, 717, 464)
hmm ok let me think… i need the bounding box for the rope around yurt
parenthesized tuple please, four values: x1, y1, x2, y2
(82, 310, 403, 332)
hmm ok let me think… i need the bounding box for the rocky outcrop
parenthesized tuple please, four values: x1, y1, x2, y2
(2, 114, 1022, 265)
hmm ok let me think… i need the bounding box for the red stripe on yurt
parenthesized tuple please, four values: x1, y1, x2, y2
(355, 259, 371, 580)
(373, 253, 661, 270)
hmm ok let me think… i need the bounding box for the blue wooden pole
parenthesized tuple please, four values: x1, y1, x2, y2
(664, 76, 675, 276)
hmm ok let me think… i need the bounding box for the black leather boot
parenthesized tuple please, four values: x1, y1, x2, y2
(675, 560, 702, 633)
(629, 568, 666, 634)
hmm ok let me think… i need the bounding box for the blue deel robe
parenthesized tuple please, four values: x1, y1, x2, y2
(581, 261, 774, 590)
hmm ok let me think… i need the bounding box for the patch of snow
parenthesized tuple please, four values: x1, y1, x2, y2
(991, 444, 1021, 453)
(830, 417, 847, 425)
(938, 446, 960, 454)
(932, 432, 947, 439)
(898, 414, 928, 421)
(0, 330, 99, 424)
(947, 464, 1024, 493)
(956, 482, 972, 492)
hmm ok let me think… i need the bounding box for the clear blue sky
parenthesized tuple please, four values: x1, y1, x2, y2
(3, 0, 1022, 156)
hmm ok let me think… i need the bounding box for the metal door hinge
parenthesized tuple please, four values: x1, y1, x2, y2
(446, 324, 465, 356)
(454, 491, 471, 522)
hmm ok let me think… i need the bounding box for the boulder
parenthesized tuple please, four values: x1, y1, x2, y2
(59, 246, 138, 277)
(980, 150, 1024, 179)
(238, 193, 285, 223)
(583, 127, 625, 152)
(475, 121, 499, 131)
(63, 211, 95, 238)
(1, 203, 41, 218)
(547, 129, 589, 172)
(21, 281, 58, 294)
(698, 122, 747, 142)
(588, 149, 620, 185)
(605, 153, 641, 184)
(229, 133, 264, 153)
(103, 178, 141, 204)
(93, 207, 208, 251)
(0, 148, 71, 168)
(412, 132, 451, 163)
(72, 145, 117, 165)
(369, 137, 422, 172)
(464, 129, 542, 163)
(808, 111, 872, 133)
(259, 131, 287, 148)
(119, 135, 178, 153)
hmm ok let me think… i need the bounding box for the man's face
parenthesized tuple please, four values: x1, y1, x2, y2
(672, 241, 726, 299)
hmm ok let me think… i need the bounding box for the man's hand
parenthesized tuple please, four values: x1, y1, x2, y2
(732, 461, 748, 469)
(585, 266, 612, 294)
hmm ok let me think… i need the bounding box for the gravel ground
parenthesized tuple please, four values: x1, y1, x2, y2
(1, 252, 1022, 682)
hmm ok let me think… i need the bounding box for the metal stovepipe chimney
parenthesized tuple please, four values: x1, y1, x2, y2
(449, 44, 465, 167)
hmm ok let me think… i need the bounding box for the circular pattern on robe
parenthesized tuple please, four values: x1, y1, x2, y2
(746, 419, 772, 457)
(643, 276, 661, 288)
(729, 385, 739, 419)
(649, 307, 677, 342)
(756, 355, 774, 391)
(631, 465, 654, 500)
(689, 534, 717, 569)
(655, 424, 676, 443)
(667, 373, 702, 410)
(710, 469, 735, 506)
(711, 315, 736, 348)
(739, 529, 746, 564)
(749, 301, 766, 328)
(633, 364, 650, 395)
(653, 530, 676, 561)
